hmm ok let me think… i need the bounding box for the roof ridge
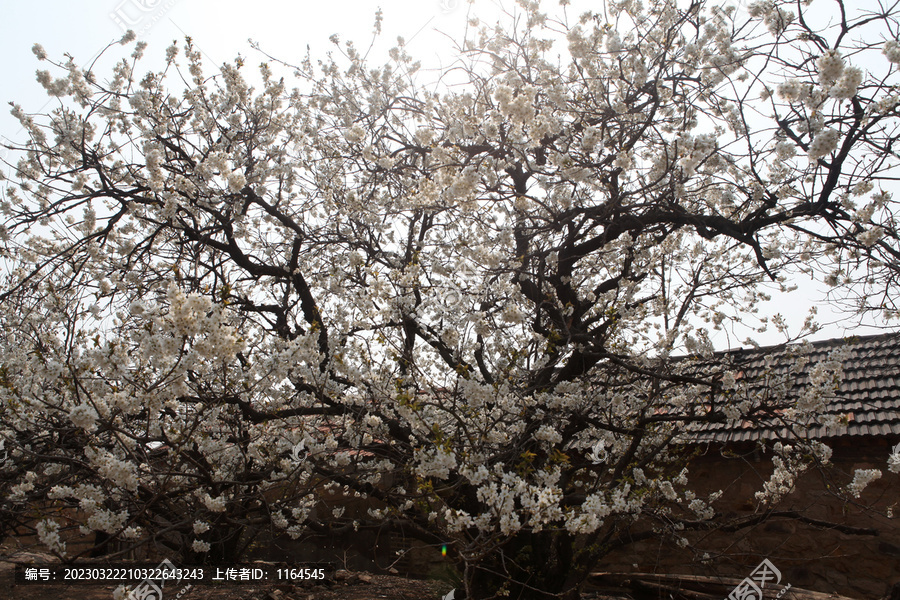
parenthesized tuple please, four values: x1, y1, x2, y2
(719, 330, 900, 358)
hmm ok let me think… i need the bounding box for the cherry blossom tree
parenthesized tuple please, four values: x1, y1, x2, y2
(2, 0, 900, 598)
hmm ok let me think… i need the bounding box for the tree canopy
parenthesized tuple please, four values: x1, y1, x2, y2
(2, 0, 900, 598)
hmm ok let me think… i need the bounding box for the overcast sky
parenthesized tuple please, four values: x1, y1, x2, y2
(0, 0, 498, 136)
(0, 0, 890, 348)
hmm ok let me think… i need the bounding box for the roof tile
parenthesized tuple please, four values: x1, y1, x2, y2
(697, 332, 900, 442)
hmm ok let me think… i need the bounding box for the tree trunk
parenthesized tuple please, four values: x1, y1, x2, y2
(462, 531, 587, 600)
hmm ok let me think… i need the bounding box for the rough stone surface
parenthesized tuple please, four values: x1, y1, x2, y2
(605, 439, 900, 599)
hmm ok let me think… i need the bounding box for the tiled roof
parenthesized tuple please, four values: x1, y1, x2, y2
(694, 332, 900, 442)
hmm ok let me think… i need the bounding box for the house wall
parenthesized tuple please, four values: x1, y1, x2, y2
(602, 437, 900, 599)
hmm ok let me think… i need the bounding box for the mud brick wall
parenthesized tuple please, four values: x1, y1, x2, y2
(603, 437, 900, 599)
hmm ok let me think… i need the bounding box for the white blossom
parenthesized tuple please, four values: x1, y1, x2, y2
(848, 469, 882, 498)
(344, 124, 366, 144)
(829, 66, 862, 99)
(884, 40, 900, 63)
(36, 520, 66, 556)
(227, 169, 246, 193)
(193, 520, 210, 534)
(69, 404, 98, 430)
(817, 50, 845, 85)
(888, 444, 900, 474)
(807, 128, 840, 161)
(858, 226, 884, 248)
(201, 494, 227, 512)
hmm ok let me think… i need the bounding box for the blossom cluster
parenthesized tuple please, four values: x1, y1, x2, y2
(848, 469, 882, 498)
(36, 520, 66, 556)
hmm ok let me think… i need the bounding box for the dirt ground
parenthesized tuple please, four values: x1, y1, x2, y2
(1, 552, 868, 600)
